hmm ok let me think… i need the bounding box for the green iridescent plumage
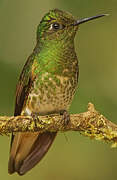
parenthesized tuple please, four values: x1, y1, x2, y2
(15, 9, 79, 116)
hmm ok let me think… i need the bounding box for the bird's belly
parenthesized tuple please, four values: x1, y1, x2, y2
(24, 74, 78, 115)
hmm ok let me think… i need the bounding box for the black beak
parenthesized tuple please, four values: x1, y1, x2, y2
(73, 14, 108, 26)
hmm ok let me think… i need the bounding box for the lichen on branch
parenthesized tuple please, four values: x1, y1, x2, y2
(0, 103, 117, 147)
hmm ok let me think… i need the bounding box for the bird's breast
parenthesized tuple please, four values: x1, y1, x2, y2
(24, 64, 78, 115)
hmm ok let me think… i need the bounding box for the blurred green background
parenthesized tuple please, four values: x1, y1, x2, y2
(0, 0, 117, 180)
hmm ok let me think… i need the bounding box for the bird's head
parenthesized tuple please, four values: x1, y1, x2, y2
(37, 9, 107, 43)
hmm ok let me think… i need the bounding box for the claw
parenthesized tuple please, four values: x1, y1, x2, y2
(60, 110, 70, 126)
(31, 113, 39, 130)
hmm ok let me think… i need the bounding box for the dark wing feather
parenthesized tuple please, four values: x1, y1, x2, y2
(14, 55, 34, 116)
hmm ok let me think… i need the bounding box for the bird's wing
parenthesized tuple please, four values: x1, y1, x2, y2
(14, 55, 35, 116)
(9, 54, 34, 147)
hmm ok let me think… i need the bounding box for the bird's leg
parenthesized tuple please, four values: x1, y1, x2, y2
(60, 110, 70, 126)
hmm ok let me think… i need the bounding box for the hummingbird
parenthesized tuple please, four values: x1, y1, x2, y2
(8, 9, 107, 175)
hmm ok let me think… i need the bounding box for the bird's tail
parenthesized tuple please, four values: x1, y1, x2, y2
(8, 131, 57, 175)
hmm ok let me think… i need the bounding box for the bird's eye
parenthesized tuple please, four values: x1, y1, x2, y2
(49, 22, 65, 30)
(52, 23, 60, 30)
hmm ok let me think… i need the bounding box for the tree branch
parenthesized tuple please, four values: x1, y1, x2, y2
(1, 103, 117, 147)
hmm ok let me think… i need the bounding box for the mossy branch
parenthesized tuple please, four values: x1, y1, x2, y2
(1, 103, 117, 147)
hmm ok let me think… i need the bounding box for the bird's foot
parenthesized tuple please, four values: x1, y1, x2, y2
(31, 113, 39, 130)
(60, 110, 70, 126)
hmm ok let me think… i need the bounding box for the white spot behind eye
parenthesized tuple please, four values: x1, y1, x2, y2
(49, 24, 53, 30)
